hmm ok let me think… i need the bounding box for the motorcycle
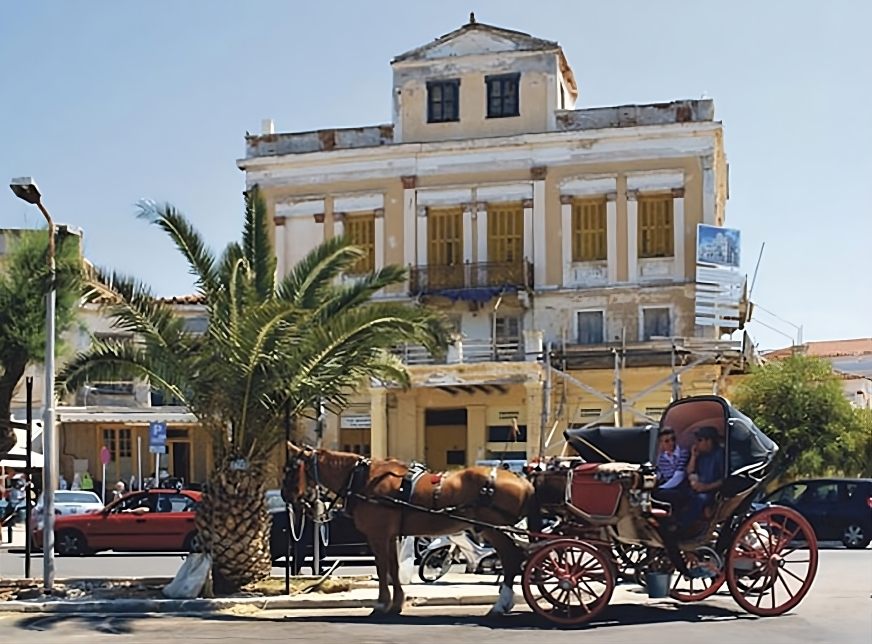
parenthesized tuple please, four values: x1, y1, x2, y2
(418, 530, 501, 583)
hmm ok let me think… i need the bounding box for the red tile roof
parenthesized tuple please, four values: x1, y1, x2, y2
(765, 338, 872, 360)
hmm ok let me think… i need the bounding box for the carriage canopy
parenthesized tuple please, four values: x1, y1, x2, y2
(565, 395, 778, 476)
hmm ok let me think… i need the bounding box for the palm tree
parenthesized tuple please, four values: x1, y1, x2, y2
(57, 187, 450, 591)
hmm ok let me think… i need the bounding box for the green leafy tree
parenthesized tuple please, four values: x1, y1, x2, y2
(57, 188, 450, 591)
(0, 230, 83, 457)
(732, 354, 866, 480)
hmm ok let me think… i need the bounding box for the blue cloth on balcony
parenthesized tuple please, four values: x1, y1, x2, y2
(434, 285, 516, 302)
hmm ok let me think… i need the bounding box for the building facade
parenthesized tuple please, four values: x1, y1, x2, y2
(235, 19, 751, 469)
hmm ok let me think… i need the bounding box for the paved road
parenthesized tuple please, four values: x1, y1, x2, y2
(1, 549, 870, 642)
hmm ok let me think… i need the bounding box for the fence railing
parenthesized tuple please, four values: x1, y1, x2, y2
(392, 338, 524, 365)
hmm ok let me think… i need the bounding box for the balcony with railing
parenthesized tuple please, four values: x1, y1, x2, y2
(409, 261, 533, 299)
(393, 337, 526, 365)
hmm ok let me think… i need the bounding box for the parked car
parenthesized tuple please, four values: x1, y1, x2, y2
(762, 478, 872, 549)
(266, 489, 371, 573)
(33, 488, 201, 556)
(32, 490, 104, 530)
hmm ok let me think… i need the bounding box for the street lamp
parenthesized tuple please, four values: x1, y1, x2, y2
(9, 177, 57, 594)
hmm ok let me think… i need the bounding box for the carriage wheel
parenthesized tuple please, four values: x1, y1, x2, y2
(670, 546, 725, 602)
(522, 539, 615, 626)
(726, 505, 818, 616)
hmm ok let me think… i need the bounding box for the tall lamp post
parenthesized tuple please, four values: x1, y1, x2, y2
(10, 177, 57, 593)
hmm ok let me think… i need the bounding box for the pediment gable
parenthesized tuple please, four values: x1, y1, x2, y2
(393, 21, 559, 64)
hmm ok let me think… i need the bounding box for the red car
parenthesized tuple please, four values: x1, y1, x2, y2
(33, 488, 202, 556)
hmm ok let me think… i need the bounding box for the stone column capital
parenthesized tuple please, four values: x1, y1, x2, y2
(401, 175, 417, 189)
(531, 166, 548, 181)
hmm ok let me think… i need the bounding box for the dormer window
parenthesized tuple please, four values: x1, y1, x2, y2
(427, 79, 460, 123)
(486, 73, 520, 118)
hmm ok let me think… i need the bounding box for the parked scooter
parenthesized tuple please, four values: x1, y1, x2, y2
(418, 530, 501, 583)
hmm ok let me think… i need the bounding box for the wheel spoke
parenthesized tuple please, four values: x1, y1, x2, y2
(776, 571, 797, 600)
(780, 565, 808, 585)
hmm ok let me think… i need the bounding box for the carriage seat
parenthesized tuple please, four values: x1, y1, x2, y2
(564, 425, 657, 465)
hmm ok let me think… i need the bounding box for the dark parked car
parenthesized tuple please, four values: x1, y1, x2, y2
(763, 478, 872, 549)
(266, 490, 371, 574)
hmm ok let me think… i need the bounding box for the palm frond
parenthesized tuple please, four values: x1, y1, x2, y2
(277, 236, 364, 307)
(136, 201, 218, 297)
(241, 187, 275, 299)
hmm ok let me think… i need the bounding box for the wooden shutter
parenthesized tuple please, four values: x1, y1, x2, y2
(344, 212, 375, 274)
(487, 202, 524, 263)
(638, 195, 674, 258)
(428, 207, 463, 266)
(571, 198, 607, 261)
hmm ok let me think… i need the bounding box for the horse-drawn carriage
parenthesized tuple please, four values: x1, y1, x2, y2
(283, 395, 817, 626)
(521, 395, 818, 625)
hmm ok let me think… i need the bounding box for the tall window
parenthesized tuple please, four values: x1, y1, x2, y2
(101, 427, 133, 483)
(344, 212, 375, 274)
(427, 79, 460, 123)
(427, 207, 463, 266)
(487, 202, 524, 263)
(642, 307, 671, 340)
(486, 73, 520, 118)
(576, 311, 604, 344)
(571, 198, 607, 262)
(638, 195, 674, 258)
(494, 316, 522, 342)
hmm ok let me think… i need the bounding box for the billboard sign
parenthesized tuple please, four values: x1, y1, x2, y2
(697, 224, 741, 268)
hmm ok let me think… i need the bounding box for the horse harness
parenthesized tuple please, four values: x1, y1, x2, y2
(290, 448, 522, 532)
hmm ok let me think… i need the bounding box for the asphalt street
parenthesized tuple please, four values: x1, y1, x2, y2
(0, 548, 870, 642)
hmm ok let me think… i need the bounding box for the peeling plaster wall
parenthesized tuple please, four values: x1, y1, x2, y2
(392, 52, 558, 143)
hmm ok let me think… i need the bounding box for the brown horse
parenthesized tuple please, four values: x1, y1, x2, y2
(281, 442, 535, 616)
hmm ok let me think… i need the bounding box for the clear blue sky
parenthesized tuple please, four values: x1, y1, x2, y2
(1, 1, 869, 351)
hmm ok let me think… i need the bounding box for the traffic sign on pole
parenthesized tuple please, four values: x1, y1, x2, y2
(148, 421, 167, 454)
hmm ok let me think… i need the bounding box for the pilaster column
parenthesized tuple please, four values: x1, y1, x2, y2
(672, 188, 685, 280)
(462, 202, 475, 263)
(702, 155, 715, 225)
(369, 387, 388, 459)
(560, 194, 573, 287)
(606, 192, 618, 284)
(416, 205, 428, 266)
(416, 407, 426, 464)
(522, 198, 533, 264)
(395, 393, 417, 463)
(475, 202, 488, 263)
(274, 216, 286, 279)
(374, 208, 385, 271)
(466, 405, 487, 466)
(531, 166, 547, 288)
(626, 189, 639, 282)
(524, 378, 544, 460)
(402, 176, 417, 272)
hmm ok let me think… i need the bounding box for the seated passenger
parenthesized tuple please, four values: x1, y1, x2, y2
(653, 427, 689, 509)
(656, 427, 687, 488)
(685, 425, 725, 520)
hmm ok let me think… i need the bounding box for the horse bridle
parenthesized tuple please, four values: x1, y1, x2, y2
(285, 447, 370, 519)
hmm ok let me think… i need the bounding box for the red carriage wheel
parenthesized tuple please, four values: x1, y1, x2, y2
(726, 505, 818, 616)
(669, 546, 725, 602)
(521, 539, 615, 626)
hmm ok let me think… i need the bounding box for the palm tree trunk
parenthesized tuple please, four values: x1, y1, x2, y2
(196, 457, 272, 593)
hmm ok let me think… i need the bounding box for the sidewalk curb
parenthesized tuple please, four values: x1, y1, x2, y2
(0, 592, 505, 614)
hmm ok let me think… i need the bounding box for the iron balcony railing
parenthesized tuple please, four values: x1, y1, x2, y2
(409, 260, 533, 297)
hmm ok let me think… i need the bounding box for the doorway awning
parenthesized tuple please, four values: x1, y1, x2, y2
(56, 406, 197, 424)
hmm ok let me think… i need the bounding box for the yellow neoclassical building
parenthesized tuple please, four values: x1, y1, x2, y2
(238, 18, 751, 471)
